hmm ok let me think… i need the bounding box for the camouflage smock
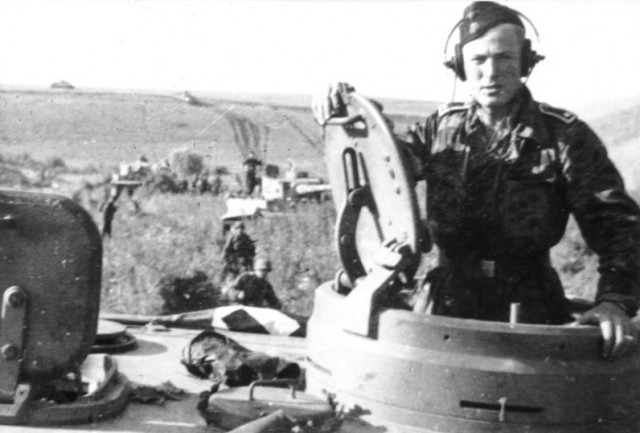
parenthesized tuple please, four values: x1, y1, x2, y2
(403, 86, 640, 324)
(223, 232, 256, 267)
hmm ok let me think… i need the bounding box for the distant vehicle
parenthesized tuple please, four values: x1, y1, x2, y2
(220, 196, 266, 234)
(220, 164, 331, 231)
(50, 80, 75, 90)
(261, 175, 331, 205)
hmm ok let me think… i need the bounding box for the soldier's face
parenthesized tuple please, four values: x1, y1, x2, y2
(462, 24, 524, 110)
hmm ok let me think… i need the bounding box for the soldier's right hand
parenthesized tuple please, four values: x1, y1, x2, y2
(311, 82, 355, 125)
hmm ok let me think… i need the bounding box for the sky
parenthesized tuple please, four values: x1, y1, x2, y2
(1, 0, 640, 111)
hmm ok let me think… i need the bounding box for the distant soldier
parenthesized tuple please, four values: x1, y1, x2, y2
(223, 258, 282, 309)
(101, 199, 118, 237)
(242, 151, 262, 196)
(195, 174, 210, 194)
(222, 221, 256, 280)
(100, 155, 151, 237)
(118, 154, 151, 194)
(110, 155, 150, 208)
(132, 155, 151, 178)
(210, 173, 222, 196)
(285, 158, 297, 181)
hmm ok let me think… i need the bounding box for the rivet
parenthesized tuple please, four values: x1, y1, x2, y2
(339, 235, 352, 246)
(1, 344, 18, 361)
(7, 288, 25, 308)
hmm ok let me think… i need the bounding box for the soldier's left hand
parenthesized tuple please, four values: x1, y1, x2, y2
(572, 302, 637, 360)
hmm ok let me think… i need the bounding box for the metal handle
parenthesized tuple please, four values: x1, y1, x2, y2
(248, 379, 297, 401)
(509, 303, 521, 324)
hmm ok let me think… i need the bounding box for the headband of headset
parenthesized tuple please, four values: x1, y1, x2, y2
(443, 2, 545, 81)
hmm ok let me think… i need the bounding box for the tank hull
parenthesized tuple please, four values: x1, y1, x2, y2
(307, 282, 640, 433)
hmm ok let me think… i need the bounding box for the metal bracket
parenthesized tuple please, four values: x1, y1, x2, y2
(0, 286, 31, 423)
(336, 139, 413, 336)
(336, 147, 383, 284)
(341, 241, 411, 337)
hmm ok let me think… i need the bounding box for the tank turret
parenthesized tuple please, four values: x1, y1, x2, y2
(305, 88, 640, 433)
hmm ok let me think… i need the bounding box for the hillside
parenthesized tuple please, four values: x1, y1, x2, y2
(0, 89, 321, 177)
(0, 86, 638, 194)
(0, 87, 438, 181)
(587, 102, 640, 148)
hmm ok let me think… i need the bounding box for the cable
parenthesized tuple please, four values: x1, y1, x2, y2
(450, 73, 458, 102)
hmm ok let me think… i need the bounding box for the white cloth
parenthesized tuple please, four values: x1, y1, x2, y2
(211, 306, 300, 336)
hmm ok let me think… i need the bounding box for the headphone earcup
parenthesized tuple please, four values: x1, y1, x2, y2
(454, 43, 466, 81)
(521, 38, 533, 77)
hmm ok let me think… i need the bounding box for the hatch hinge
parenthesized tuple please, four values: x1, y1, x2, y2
(0, 286, 32, 424)
(340, 240, 412, 337)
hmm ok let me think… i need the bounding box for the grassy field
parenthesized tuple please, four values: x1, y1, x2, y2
(0, 86, 637, 317)
(0, 87, 349, 316)
(98, 193, 336, 316)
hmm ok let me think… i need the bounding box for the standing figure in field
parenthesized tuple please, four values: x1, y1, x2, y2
(222, 221, 256, 280)
(242, 151, 262, 196)
(223, 258, 282, 309)
(101, 155, 151, 236)
(100, 155, 151, 237)
(285, 158, 297, 181)
(101, 199, 118, 238)
(313, 1, 640, 359)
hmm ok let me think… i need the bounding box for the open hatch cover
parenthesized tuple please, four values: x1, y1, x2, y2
(324, 89, 426, 286)
(322, 88, 428, 336)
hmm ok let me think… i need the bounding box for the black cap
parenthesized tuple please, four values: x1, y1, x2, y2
(459, 2, 524, 46)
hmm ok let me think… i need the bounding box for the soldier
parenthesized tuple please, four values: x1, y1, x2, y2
(100, 157, 147, 237)
(101, 199, 118, 238)
(242, 151, 262, 196)
(222, 221, 256, 280)
(312, 1, 640, 359)
(223, 258, 282, 309)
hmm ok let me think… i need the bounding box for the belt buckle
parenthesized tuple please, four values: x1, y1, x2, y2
(480, 260, 496, 278)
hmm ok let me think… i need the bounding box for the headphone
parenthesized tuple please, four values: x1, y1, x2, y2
(443, 12, 545, 81)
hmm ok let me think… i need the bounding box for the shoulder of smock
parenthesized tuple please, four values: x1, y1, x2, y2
(437, 101, 469, 118)
(538, 102, 578, 125)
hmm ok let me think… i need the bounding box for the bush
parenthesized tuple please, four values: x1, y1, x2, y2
(169, 146, 205, 178)
(47, 156, 67, 170)
(157, 270, 221, 314)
